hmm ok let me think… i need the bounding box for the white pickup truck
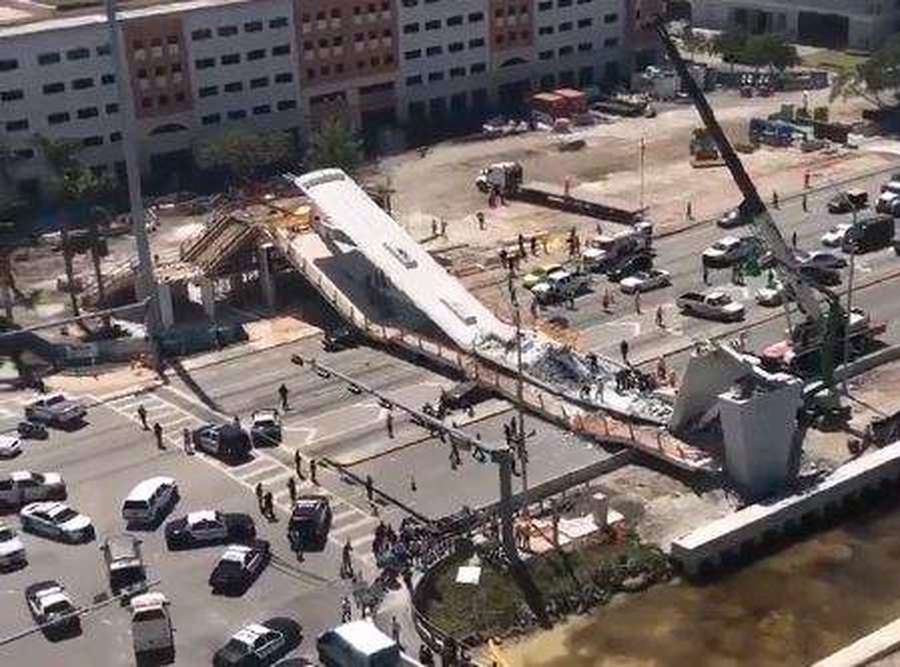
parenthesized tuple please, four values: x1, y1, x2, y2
(677, 291, 745, 322)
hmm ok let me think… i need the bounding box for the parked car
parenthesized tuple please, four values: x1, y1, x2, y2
(794, 249, 847, 270)
(213, 618, 301, 667)
(192, 424, 251, 460)
(677, 291, 745, 322)
(798, 264, 842, 287)
(532, 269, 590, 304)
(522, 263, 563, 290)
(0, 520, 26, 569)
(209, 541, 271, 592)
(25, 581, 79, 630)
(165, 510, 255, 550)
(755, 280, 793, 307)
(827, 188, 868, 214)
(122, 476, 179, 527)
(717, 206, 749, 228)
(0, 435, 21, 458)
(287, 496, 332, 551)
(0, 471, 66, 508)
(875, 181, 900, 214)
(842, 214, 895, 254)
(250, 410, 282, 447)
(17, 420, 47, 440)
(618, 269, 671, 294)
(821, 223, 853, 248)
(20, 501, 94, 543)
(24, 393, 86, 428)
(701, 236, 762, 269)
(606, 253, 653, 282)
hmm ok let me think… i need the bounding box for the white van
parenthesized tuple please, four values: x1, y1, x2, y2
(317, 621, 401, 667)
(122, 477, 178, 526)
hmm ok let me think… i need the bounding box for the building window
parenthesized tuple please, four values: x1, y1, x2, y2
(404, 49, 421, 60)
(191, 28, 212, 41)
(77, 106, 99, 119)
(604, 13, 618, 23)
(469, 37, 485, 48)
(272, 44, 291, 56)
(449, 66, 465, 78)
(195, 57, 215, 69)
(577, 18, 593, 28)
(37, 52, 60, 65)
(227, 109, 246, 120)
(252, 104, 271, 115)
(604, 37, 619, 47)
(425, 20, 440, 30)
(217, 25, 238, 37)
(244, 20, 263, 32)
(105, 103, 119, 114)
(470, 62, 486, 73)
(250, 76, 269, 88)
(83, 136, 103, 147)
(47, 112, 70, 125)
(447, 15, 463, 26)
(43, 82, 65, 94)
(539, 50, 553, 60)
(13, 148, 34, 159)
(101, 74, 115, 85)
(0, 59, 18, 72)
(248, 48, 266, 61)
(132, 40, 144, 50)
(428, 71, 443, 82)
(276, 99, 297, 111)
(274, 72, 293, 83)
(142, 98, 152, 108)
(199, 85, 218, 97)
(559, 45, 573, 56)
(269, 17, 288, 28)
(539, 26, 553, 35)
(5, 119, 28, 132)
(224, 81, 243, 92)
(66, 47, 89, 61)
(175, 91, 185, 102)
(406, 75, 422, 86)
(559, 22, 572, 32)
(110, 131, 122, 142)
(425, 45, 442, 56)
(0, 89, 23, 101)
(221, 53, 240, 65)
(468, 11, 484, 22)
(158, 95, 169, 106)
(96, 43, 111, 56)
(403, 23, 419, 34)
(448, 42, 463, 53)
(202, 113, 221, 125)
(72, 77, 94, 90)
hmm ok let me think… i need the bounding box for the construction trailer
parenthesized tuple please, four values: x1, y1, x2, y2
(475, 162, 642, 225)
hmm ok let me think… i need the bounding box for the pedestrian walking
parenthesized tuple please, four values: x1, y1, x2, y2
(541, 236, 548, 254)
(518, 233, 525, 257)
(567, 295, 575, 310)
(476, 211, 486, 230)
(262, 491, 273, 519)
(702, 263, 710, 285)
(431, 218, 438, 237)
(410, 474, 417, 493)
(255, 482, 264, 509)
(529, 297, 538, 319)
(602, 289, 611, 313)
(137, 404, 148, 430)
(530, 236, 537, 256)
(620, 339, 629, 364)
(686, 200, 693, 220)
(294, 449, 304, 479)
(341, 596, 352, 623)
(232, 415, 241, 428)
(310, 458, 317, 484)
(287, 476, 297, 504)
(804, 170, 811, 189)
(386, 411, 394, 439)
(391, 616, 402, 646)
(498, 248, 508, 270)
(656, 356, 668, 382)
(634, 291, 641, 315)
(182, 427, 194, 455)
(791, 230, 798, 248)
(365, 474, 374, 502)
(153, 422, 164, 449)
(773, 190, 780, 209)
(802, 193, 808, 212)
(278, 383, 289, 411)
(450, 442, 461, 470)
(440, 218, 447, 238)
(503, 422, 511, 445)
(341, 538, 354, 578)
(655, 305, 664, 329)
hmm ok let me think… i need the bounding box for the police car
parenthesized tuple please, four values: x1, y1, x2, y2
(250, 410, 282, 447)
(209, 541, 271, 592)
(0, 471, 67, 508)
(0, 521, 26, 569)
(213, 617, 301, 666)
(25, 580, 79, 630)
(20, 501, 94, 543)
(165, 510, 255, 550)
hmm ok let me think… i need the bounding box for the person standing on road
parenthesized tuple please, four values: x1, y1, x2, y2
(391, 616, 402, 646)
(791, 231, 798, 249)
(255, 482, 264, 510)
(182, 427, 194, 455)
(263, 491, 274, 520)
(802, 193, 808, 212)
(341, 596, 352, 623)
(702, 263, 709, 285)
(310, 458, 318, 485)
(365, 474, 374, 502)
(634, 291, 641, 315)
(476, 211, 485, 230)
(655, 305, 665, 329)
(341, 538, 354, 578)
(530, 236, 538, 256)
(620, 339, 629, 365)
(386, 411, 394, 439)
(153, 422, 164, 449)
(278, 383, 289, 412)
(294, 450, 304, 479)
(287, 476, 297, 504)
(773, 190, 780, 209)
(137, 404, 148, 430)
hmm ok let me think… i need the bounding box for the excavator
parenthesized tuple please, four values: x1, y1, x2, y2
(650, 15, 882, 414)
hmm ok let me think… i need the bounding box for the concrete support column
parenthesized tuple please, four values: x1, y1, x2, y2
(157, 281, 174, 330)
(200, 279, 216, 320)
(257, 243, 276, 312)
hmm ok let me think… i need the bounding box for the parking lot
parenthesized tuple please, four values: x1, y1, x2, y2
(0, 391, 369, 665)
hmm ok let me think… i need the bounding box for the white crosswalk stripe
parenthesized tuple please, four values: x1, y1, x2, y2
(102, 391, 382, 566)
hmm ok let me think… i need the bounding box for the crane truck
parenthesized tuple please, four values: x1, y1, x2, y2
(651, 17, 882, 405)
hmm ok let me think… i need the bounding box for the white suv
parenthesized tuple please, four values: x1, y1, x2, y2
(122, 477, 179, 526)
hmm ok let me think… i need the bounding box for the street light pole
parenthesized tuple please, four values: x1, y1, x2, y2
(104, 0, 159, 340)
(842, 205, 858, 394)
(639, 137, 645, 212)
(508, 277, 528, 501)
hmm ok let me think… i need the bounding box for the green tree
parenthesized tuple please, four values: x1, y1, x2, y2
(193, 128, 295, 181)
(708, 29, 747, 63)
(307, 116, 364, 176)
(831, 34, 900, 109)
(741, 34, 800, 71)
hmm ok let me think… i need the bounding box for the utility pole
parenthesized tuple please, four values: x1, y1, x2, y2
(104, 0, 159, 342)
(508, 272, 528, 501)
(842, 202, 858, 395)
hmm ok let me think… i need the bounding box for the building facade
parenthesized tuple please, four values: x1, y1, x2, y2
(0, 0, 653, 198)
(691, 0, 900, 51)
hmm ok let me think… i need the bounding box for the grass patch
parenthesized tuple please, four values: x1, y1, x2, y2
(420, 534, 671, 639)
(801, 49, 869, 74)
